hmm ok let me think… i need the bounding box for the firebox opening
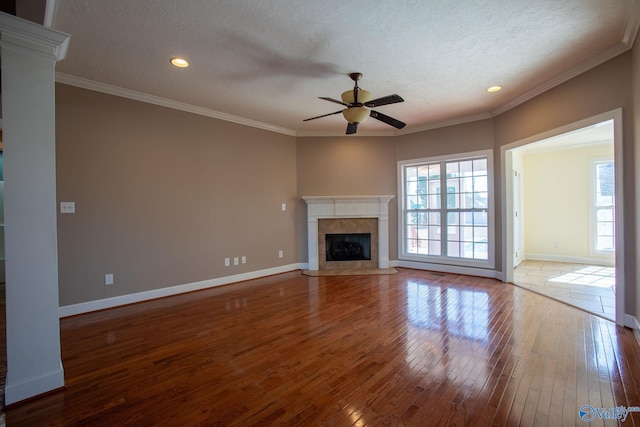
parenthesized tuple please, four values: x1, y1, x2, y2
(326, 233, 371, 261)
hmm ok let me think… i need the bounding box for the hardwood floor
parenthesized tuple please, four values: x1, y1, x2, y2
(3, 268, 640, 426)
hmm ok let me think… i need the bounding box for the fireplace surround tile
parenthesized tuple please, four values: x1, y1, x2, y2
(319, 218, 378, 269)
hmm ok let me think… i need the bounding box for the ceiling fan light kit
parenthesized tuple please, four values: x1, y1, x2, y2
(303, 72, 406, 135)
(341, 88, 371, 104)
(342, 106, 370, 124)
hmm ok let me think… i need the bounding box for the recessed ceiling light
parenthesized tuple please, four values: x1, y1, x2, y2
(170, 57, 189, 68)
(487, 85, 502, 93)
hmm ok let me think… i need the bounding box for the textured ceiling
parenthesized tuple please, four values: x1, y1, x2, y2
(52, 0, 639, 136)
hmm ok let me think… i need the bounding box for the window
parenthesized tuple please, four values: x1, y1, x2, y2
(592, 160, 615, 253)
(399, 150, 493, 267)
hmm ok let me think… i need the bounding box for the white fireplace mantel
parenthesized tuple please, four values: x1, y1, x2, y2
(302, 195, 394, 270)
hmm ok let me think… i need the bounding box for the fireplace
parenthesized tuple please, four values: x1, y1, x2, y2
(318, 218, 377, 269)
(302, 195, 394, 271)
(326, 233, 371, 261)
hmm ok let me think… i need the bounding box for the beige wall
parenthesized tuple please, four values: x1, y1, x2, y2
(56, 84, 298, 306)
(56, 48, 638, 320)
(295, 136, 397, 258)
(522, 144, 614, 262)
(396, 119, 495, 161)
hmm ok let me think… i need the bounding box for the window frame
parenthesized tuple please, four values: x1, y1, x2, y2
(588, 157, 615, 257)
(398, 149, 495, 269)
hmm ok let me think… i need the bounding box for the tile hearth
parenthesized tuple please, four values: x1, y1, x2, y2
(301, 268, 398, 277)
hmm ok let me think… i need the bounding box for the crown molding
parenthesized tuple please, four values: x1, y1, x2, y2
(493, 0, 640, 117)
(492, 42, 631, 117)
(397, 112, 493, 135)
(56, 0, 640, 141)
(295, 129, 399, 138)
(55, 73, 298, 137)
(623, 0, 640, 46)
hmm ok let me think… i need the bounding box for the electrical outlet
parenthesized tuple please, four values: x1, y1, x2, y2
(281, 203, 287, 211)
(105, 273, 114, 285)
(241, 256, 246, 264)
(224, 258, 230, 267)
(278, 250, 284, 258)
(234, 257, 239, 266)
(60, 202, 76, 214)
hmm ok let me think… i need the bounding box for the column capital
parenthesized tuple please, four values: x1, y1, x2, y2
(0, 12, 70, 61)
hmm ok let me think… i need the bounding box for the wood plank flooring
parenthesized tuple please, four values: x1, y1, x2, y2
(3, 268, 640, 426)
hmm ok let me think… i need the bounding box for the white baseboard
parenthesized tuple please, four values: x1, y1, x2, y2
(393, 260, 500, 279)
(59, 263, 304, 318)
(625, 314, 640, 345)
(4, 362, 64, 405)
(525, 253, 614, 266)
(625, 314, 640, 329)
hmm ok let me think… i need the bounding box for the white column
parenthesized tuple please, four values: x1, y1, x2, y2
(378, 200, 390, 268)
(307, 217, 319, 270)
(0, 13, 70, 405)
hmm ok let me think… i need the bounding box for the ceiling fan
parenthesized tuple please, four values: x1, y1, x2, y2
(303, 72, 406, 135)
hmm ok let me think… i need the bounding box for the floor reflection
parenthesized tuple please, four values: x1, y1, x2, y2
(406, 280, 489, 341)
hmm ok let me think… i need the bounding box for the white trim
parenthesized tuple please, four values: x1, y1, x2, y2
(4, 362, 64, 405)
(59, 264, 303, 317)
(396, 113, 493, 136)
(397, 149, 495, 270)
(492, 44, 630, 117)
(588, 157, 616, 258)
(302, 195, 394, 271)
(623, 0, 640, 47)
(44, 0, 58, 28)
(625, 314, 640, 330)
(395, 259, 500, 279)
(296, 129, 399, 137)
(55, 73, 297, 137)
(524, 253, 614, 267)
(625, 315, 640, 347)
(52, 44, 639, 139)
(501, 108, 625, 326)
(0, 12, 70, 61)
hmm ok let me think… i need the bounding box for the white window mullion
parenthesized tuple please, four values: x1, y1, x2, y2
(440, 169, 448, 258)
(398, 149, 494, 269)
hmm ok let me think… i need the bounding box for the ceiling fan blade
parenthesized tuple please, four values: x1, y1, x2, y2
(346, 122, 358, 134)
(319, 97, 350, 107)
(303, 110, 344, 121)
(370, 110, 406, 129)
(365, 94, 404, 108)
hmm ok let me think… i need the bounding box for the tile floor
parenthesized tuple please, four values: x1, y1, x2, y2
(513, 259, 616, 321)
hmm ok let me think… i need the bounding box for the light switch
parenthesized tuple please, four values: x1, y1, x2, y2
(281, 203, 287, 211)
(60, 202, 75, 214)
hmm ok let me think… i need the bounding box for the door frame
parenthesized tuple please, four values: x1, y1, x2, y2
(501, 108, 625, 325)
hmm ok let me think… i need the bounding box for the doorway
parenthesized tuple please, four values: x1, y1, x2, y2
(502, 109, 624, 325)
